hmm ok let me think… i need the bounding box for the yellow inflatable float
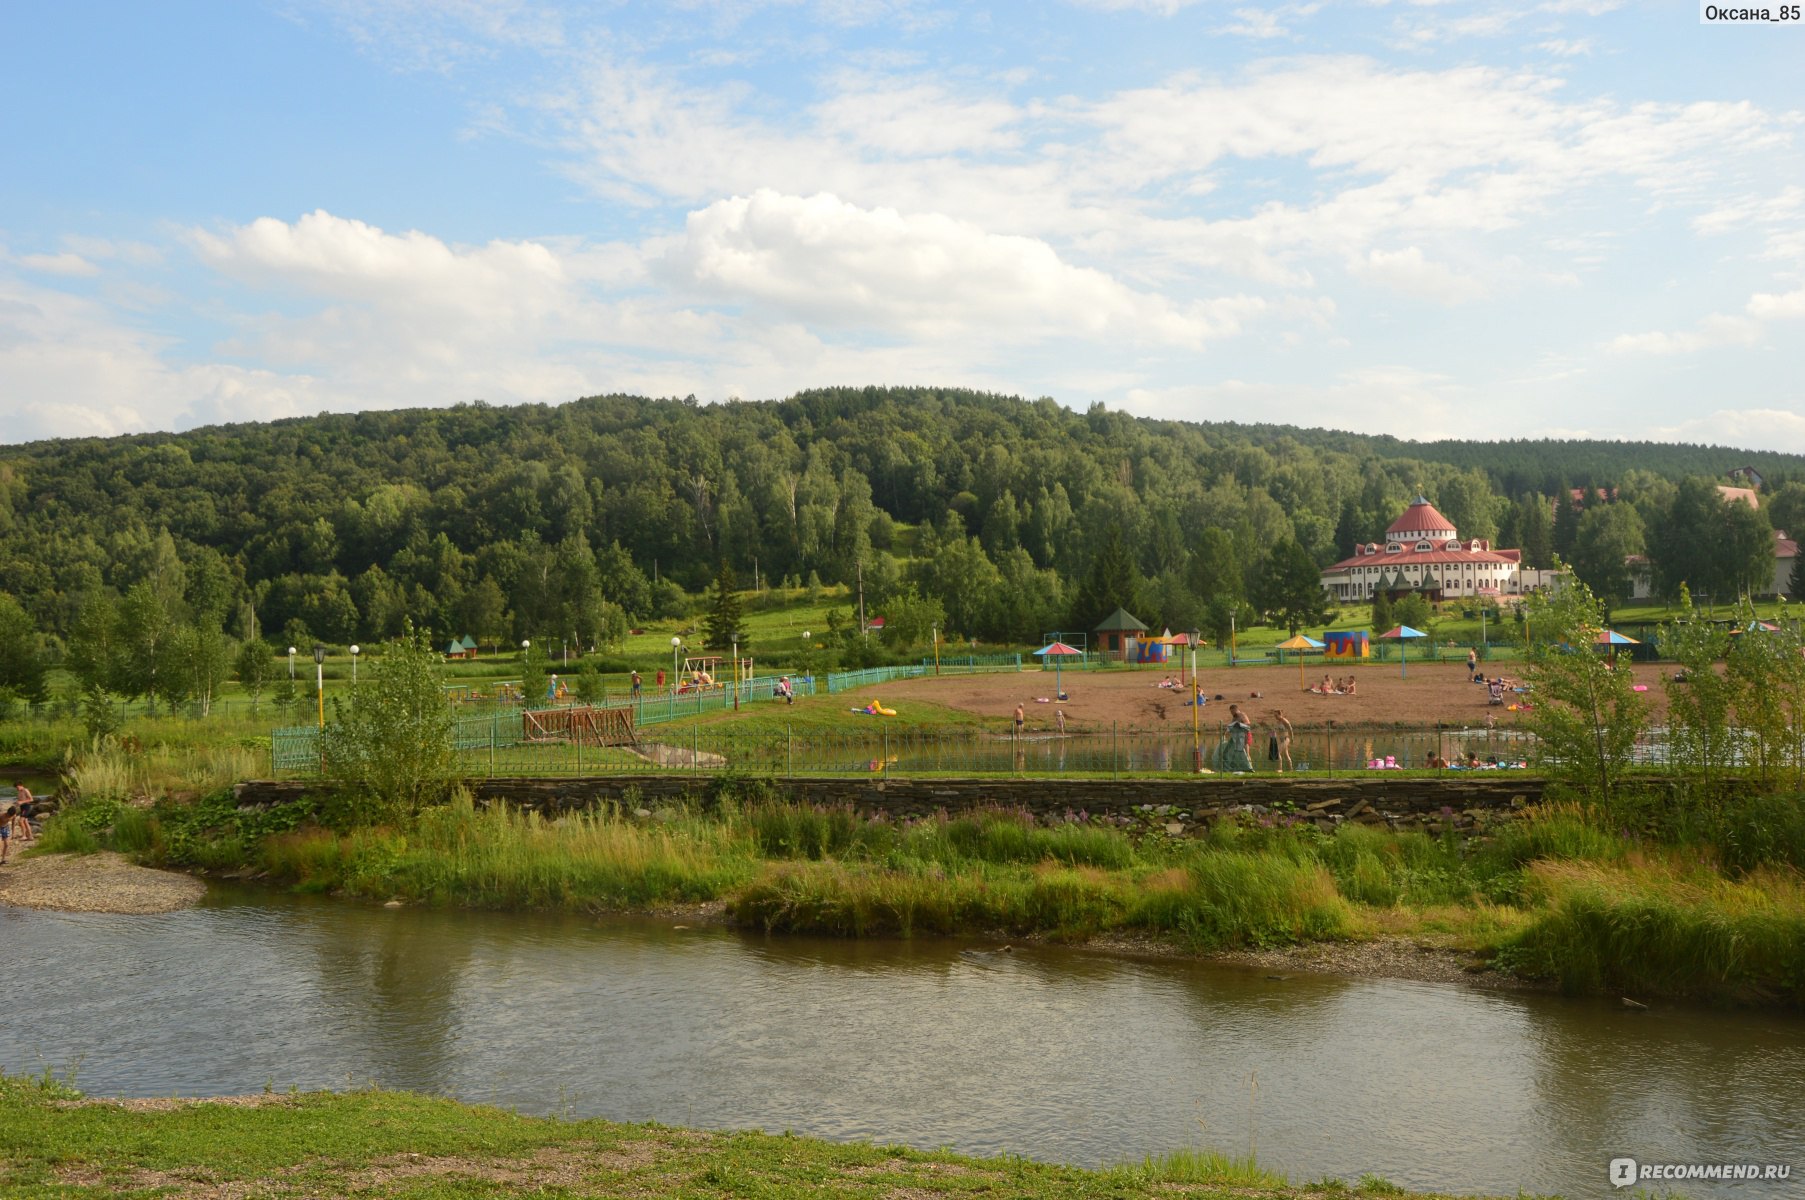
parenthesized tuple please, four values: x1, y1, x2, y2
(850, 699, 897, 716)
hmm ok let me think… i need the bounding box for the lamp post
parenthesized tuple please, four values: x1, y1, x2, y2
(731, 638, 740, 711)
(349, 644, 360, 687)
(931, 624, 939, 675)
(287, 646, 296, 679)
(312, 644, 327, 729)
(671, 636, 682, 692)
(1190, 628, 1203, 772)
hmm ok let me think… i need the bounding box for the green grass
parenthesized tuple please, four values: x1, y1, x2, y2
(0, 1068, 1517, 1199)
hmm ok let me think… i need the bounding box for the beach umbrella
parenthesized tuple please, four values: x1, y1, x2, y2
(1379, 625, 1428, 678)
(1033, 641, 1085, 698)
(1729, 620, 1779, 635)
(1594, 627, 1639, 667)
(1276, 634, 1325, 689)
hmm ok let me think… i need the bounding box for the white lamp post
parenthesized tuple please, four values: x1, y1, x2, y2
(672, 636, 682, 689)
(287, 646, 296, 679)
(312, 644, 327, 729)
(349, 644, 360, 686)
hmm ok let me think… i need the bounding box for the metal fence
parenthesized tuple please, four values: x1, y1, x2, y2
(272, 719, 1552, 780)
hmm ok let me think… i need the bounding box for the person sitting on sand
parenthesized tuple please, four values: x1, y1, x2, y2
(1425, 751, 1447, 769)
(1313, 674, 1332, 694)
(1342, 676, 1357, 695)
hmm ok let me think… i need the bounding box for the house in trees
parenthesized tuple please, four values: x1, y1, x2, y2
(1092, 607, 1148, 661)
(1319, 495, 1554, 603)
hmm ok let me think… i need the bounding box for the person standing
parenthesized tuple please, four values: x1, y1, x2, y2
(630, 670, 642, 698)
(1467, 647, 1479, 682)
(1271, 710, 1294, 773)
(1055, 708, 1066, 736)
(1014, 703, 1025, 738)
(1223, 705, 1253, 772)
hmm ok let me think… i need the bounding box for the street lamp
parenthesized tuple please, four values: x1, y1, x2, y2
(731, 638, 740, 710)
(349, 644, 360, 686)
(287, 646, 296, 679)
(312, 644, 327, 729)
(1190, 628, 1204, 773)
(931, 623, 939, 675)
(672, 636, 682, 690)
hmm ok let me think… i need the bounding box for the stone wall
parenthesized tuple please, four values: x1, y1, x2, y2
(235, 772, 1545, 837)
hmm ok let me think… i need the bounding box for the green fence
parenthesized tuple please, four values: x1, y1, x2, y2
(273, 720, 1553, 781)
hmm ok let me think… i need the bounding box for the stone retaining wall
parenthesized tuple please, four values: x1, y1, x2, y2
(235, 773, 1545, 837)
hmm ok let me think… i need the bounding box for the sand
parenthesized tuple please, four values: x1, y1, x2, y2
(0, 850, 206, 913)
(869, 658, 1672, 732)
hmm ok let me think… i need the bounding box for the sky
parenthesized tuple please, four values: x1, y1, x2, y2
(2, 1, 1802, 450)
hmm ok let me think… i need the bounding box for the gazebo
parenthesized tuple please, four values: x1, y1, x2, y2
(1093, 607, 1149, 661)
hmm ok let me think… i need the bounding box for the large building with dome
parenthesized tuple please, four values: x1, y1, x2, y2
(1318, 495, 1558, 604)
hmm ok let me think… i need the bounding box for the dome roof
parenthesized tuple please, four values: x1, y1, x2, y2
(1385, 495, 1457, 537)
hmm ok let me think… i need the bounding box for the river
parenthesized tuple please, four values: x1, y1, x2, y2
(6, 888, 1801, 1198)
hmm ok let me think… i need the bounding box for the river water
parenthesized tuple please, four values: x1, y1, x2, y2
(7, 889, 1801, 1198)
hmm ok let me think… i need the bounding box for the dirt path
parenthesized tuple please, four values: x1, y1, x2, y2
(0, 850, 206, 913)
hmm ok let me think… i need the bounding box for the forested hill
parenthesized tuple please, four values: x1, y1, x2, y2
(1, 387, 1800, 648)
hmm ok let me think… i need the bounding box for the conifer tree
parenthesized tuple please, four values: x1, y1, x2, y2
(703, 561, 745, 650)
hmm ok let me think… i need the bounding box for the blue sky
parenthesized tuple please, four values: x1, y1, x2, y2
(3, 1, 1802, 450)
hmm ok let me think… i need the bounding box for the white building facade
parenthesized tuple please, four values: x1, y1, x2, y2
(1320, 496, 1551, 603)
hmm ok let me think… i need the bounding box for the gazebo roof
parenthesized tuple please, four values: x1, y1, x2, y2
(1418, 570, 1440, 590)
(1093, 606, 1148, 633)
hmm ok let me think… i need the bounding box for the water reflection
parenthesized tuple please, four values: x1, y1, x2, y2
(5, 891, 1801, 1198)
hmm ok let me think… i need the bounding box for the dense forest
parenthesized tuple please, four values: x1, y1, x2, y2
(1, 387, 1802, 701)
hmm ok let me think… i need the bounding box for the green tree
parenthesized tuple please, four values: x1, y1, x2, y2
(1660, 589, 1739, 796)
(1569, 502, 1645, 609)
(1254, 539, 1330, 634)
(1790, 549, 1805, 601)
(702, 561, 745, 650)
(116, 582, 176, 712)
(1524, 579, 1647, 804)
(573, 659, 606, 704)
(880, 586, 944, 650)
(236, 639, 275, 716)
(320, 623, 457, 821)
(1518, 495, 1555, 570)
(1369, 589, 1394, 638)
(1551, 489, 1581, 562)
(0, 592, 48, 708)
(1649, 478, 1775, 604)
(1068, 527, 1139, 628)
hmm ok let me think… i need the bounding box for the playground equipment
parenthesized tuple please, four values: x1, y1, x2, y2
(676, 655, 755, 694)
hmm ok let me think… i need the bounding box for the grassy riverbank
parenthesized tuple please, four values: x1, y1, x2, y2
(0, 1069, 1505, 1198)
(40, 780, 1805, 1006)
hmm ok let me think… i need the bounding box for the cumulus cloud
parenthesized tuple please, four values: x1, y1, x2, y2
(656, 189, 1262, 346)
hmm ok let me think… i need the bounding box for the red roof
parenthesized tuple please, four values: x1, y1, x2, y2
(1385, 497, 1456, 537)
(1326, 548, 1520, 571)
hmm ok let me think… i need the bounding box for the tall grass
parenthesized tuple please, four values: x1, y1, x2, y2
(1502, 856, 1805, 1003)
(260, 793, 757, 909)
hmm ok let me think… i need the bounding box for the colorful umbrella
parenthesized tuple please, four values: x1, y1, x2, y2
(1033, 641, 1085, 698)
(1593, 629, 1639, 645)
(1276, 634, 1325, 688)
(1379, 625, 1427, 678)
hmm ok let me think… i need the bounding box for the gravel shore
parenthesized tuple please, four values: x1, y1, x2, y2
(0, 851, 206, 913)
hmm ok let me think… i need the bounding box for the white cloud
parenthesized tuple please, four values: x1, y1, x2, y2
(14, 252, 101, 278)
(1605, 313, 1763, 356)
(0, 275, 334, 443)
(656, 189, 1262, 345)
(1349, 246, 1486, 303)
(1748, 288, 1805, 321)
(1648, 408, 1805, 456)
(1215, 4, 1321, 39)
